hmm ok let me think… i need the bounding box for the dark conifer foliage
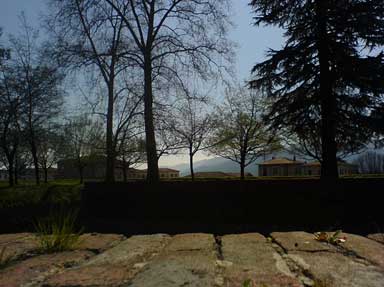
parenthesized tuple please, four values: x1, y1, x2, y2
(249, 0, 384, 180)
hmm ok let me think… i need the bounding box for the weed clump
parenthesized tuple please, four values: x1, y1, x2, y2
(34, 210, 83, 253)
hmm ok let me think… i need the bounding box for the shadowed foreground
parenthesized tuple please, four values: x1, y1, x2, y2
(0, 232, 384, 287)
(82, 179, 384, 235)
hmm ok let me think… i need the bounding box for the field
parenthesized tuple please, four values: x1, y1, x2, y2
(0, 180, 82, 209)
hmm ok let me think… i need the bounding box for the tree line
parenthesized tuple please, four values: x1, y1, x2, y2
(0, 0, 383, 186)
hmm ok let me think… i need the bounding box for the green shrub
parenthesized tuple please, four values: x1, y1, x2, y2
(34, 210, 83, 253)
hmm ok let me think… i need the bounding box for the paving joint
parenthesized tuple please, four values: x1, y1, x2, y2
(268, 234, 315, 287)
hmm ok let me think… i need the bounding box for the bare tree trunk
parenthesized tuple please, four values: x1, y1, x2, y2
(240, 156, 245, 180)
(106, 81, 115, 183)
(28, 93, 40, 184)
(122, 158, 129, 183)
(144, 53, 159, 183)
(123, 164, 127, 183)
(77, 157, 84, 184)
(79, 167, 84, 184)
(14, 166, 18, 185)
(31, 142, 40, 185)
(7, 158, 14, 187)
(44, 167, 48, 183)
(189, 149, 195, 181)
(316, 0, 338, 181)
(14, 152, 20, 185)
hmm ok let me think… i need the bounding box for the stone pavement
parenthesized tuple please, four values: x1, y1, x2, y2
(0, 232, 384, 287)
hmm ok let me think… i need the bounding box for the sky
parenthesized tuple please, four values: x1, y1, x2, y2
(0, 0, 284, 167)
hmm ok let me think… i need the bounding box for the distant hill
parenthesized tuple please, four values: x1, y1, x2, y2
(170, 151, 293, 176)
(169, 157, 256, 176)
(169, 148, 384, 176)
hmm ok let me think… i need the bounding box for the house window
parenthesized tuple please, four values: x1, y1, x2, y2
(272, 167, 279, 176)
(262, 167, 267, 176)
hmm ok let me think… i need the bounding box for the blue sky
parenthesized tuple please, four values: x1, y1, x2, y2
(0, 1, 284, 81)
(0, 0, 284, 167)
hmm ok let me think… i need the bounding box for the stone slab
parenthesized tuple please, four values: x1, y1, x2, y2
(42, 264, 134, 287)
(165, 233, 216, 252)
(220, 233, 301, 287)
(271, 231, 337, 252)
(367, 234, 384, 245)
(76, 233, 126, 252)
(43, 234, 170, 287)
(125, 233, 218, 287)
(337, 233, 384, 270)
(288, 251, 384, 287)
(0, 250, 93, 287)
(0, 233, 39, 264)
(84, 234, 170, 266)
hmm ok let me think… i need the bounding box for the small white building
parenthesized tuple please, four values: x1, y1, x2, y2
(0, 169, 8, 181)
(258, 158, 304, 176)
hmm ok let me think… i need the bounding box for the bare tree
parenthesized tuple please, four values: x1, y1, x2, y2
(9, 15, 64, 185)
(47, 0, 139, 182)
(63, 115, 105, 183)
(117, 136, 146, 182)
(166, 97, 214, 180)
(209, 86, 280, 180)
(0, 28, 11, 64)
(103, 0, 234, 182)
(155, 113, 184, 160)
(113, 89, 145, 182)
(37, 127, 65, 183)
(0, 62, 21, 186)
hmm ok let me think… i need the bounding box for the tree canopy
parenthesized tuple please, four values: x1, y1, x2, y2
(250, 0, 384, 179)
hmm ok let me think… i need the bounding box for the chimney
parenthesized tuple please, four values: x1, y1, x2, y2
(293, 155, 296, 161)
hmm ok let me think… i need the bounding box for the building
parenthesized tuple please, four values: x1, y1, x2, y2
(259, 158, 304, 176)
(185, 171, 253, 178)
(258, 157, 358, 176)
(157, 168, 180, 179)
(57, 157, 179, 181)
(302, 161, 358, 176)
(120, 168, 180, 180)
(57, 157, 106, 180)
(0, 169, 8, 181)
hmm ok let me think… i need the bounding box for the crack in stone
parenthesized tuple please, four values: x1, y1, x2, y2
(214, 235, 224, 260)
(332, 244, 377, 267)
(268, 235, 315, 287)
(213, 235, 227, 287)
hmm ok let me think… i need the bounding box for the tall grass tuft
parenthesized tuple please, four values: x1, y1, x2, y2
(34, 209, 83, 253)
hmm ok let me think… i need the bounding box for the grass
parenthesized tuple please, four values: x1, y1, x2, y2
(242, 280, 268, 287)
(34, 209, 83, 253)
(0, 180, 82, 209)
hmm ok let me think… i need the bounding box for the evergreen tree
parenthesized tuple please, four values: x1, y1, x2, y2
(250, 0, 384, 180)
